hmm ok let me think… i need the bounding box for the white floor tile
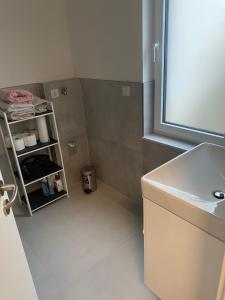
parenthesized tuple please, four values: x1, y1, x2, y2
(15, 182, 158, 300)
(64, 233, 158, 300)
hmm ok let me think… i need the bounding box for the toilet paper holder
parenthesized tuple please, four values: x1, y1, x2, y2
(61, 87, 68, 96)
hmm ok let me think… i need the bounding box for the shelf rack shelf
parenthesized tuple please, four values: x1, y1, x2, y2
(0, 102, 68, 216)
(15, 163, 63, 186)
(15, 138, 58, 157)
(22, 189, 67, 212)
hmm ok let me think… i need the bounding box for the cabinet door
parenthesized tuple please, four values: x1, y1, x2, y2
(0, 171, 38, 300)
(144, 198, 225, 300)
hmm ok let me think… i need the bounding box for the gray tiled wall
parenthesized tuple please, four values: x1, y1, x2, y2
(42, 78, 90, 187)
(81, 78, 184, 207)
(142, 139, 184, 174)
(82, 79, 143, 205)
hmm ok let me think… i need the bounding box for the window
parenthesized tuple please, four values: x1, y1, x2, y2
(154, 0, 225, 145)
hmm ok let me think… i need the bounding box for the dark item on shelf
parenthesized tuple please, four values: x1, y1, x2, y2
(20, 154, 60, 181)
(80, 166, 97, 194)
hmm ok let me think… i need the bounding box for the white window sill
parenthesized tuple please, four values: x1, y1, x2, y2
(143, 134, 196, 151)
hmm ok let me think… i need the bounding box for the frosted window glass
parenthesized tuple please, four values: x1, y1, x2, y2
(164, 0, 225, 135)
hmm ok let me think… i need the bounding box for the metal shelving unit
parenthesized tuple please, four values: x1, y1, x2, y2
(0, 102, 68, 216)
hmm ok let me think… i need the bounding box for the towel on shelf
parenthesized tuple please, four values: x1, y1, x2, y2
(0, 99, 34, 112)
(0, 98, 35, 120)
(8, 110, 35, 121)
(33, 96, 49, 113)
(0, 88, 33, 104)
(0, 92, 49, 120)
(0, 97, 49, 113)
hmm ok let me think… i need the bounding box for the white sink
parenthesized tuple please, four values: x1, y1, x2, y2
(142, 143, 225, 241)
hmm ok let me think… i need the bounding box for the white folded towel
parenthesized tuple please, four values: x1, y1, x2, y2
(0, 96, 50, 120)
(8, 110, 35, 121)
(0, 99, 34, 112)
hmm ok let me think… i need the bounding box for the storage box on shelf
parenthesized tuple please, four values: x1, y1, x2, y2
(0, 102, 68, 216)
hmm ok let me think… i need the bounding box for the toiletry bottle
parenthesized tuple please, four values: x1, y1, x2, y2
(47, 175, 55, 195)
(54, 173, 63, 192)
(42, 177, 50, 196)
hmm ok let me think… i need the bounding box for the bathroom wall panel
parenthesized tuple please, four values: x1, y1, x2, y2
(82, 78, 184, 205)
(82, 79, 143, 204)
(142, 139, 184, 174)
(42, 78, 90, 187)
(82, 79, 143, 151)
(88, 137, 142, 205)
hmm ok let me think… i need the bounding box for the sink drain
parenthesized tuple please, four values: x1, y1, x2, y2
(212, 191, 225, 200)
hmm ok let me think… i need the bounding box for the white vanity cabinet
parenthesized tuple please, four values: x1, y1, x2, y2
(142, 143, 225, 300)
(144, 198, 225, 300)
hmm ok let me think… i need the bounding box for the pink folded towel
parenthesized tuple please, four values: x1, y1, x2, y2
(0, 88, 33, 104)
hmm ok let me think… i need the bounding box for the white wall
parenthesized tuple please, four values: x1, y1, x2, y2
(0, 0, 74, 88)
(65, 0, 143, 82)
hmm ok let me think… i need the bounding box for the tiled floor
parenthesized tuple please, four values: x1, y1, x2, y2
(15, 182, 159, 300)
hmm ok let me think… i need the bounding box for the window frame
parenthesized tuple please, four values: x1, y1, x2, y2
(153, 0, 225, 146)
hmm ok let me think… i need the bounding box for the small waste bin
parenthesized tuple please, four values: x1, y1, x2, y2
(80, 166, 97, 193)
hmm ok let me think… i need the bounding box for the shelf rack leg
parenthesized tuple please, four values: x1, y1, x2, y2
(3, 113, 33, 216)
(50, 103, 69, 197)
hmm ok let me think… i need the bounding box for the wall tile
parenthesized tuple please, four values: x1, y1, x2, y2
(82, 79, 143, 152)
(41, 78, 90, 185)
(89, 137, 142, 205)
(82, 78, 143, 204)
(142, 139, 184, 174)
(42, 79, 88, 138)
(61, 135, 90, 187)
(82, 78, 183, 206)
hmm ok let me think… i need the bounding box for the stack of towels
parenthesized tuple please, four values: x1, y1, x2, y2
(0, 88, 49, 120)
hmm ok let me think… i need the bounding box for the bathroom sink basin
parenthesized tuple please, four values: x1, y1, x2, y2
(142, 143, 225, 241)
